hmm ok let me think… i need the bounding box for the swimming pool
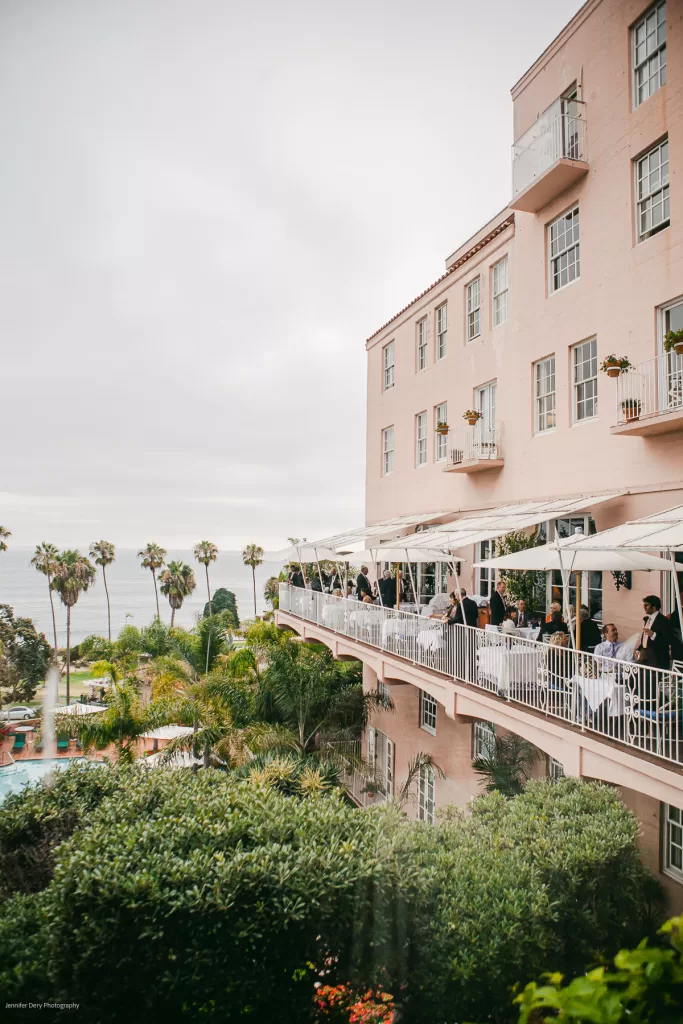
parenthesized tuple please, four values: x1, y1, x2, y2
(0, 757, 89, 801)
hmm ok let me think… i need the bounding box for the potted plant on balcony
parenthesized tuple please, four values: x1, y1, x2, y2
(600, 355, 632, 378)
(463, 409, 482, 426)
(435, 420, 449, 436)
(621, 397, 641, 423)
(664, 329, 683, 357)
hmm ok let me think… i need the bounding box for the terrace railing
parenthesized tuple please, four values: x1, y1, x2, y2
(615, 351, 683, 425)
(512, 98, 587, 200)
(279, 584, 683, 768)
(447, 425, 502, 468)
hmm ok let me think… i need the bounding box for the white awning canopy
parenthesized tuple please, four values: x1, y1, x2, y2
(350, 546, 461, 564)
(561, 504, 683, 553)
(407, 493, 623, 554)
(141, 725, 194, 741)
(267, 510, 457, 559)
(55, 703, 107, 716)
(474, 537, 673, 573)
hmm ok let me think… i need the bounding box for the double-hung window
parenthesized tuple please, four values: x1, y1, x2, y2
(435, 402, 448, 461)
(420, 689, 437, 735)
(383, 341, 395, 390)
(664, 803, 683, 881)
(466, 279, 481, 341)
(492, 258, 508, 327)
(633, 2, 666, 108)
(416, 318, 427, 371)
(418, 764, 435, 823)
(415, 411, 427, 467)
(534, 356, 556, 433)
(382, 426, 394, 475)
(473, 721, 495, 760)
(572, 338, 598, 422)
(436, 304, 448, 359)
(636, 139, 669, 242)
(549, 206, 580, 293)
(548, 757, 565, 782)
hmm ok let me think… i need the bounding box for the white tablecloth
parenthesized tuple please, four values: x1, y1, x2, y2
(322, 605, 346, 630)
(382, 618, 419, 645)
(571, 674, 625, 717)
(477, 645, 541, 694)
(417, 625, 445, 652)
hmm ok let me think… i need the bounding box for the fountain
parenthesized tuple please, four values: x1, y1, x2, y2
(42, 663, 60, 758)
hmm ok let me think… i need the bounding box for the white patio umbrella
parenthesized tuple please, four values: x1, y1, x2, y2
(474, 539, 672, 648)
(352, 545, 458, 609)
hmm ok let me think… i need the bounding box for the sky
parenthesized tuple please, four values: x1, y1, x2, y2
(0, 0, 585, 552)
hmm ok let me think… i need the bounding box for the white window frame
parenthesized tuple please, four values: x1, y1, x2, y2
(415, 411, 428, 467)
(436, 303, 448, 359)
(663, 803, 683, 882)
(420, 689, 437, 735)
(466, 278, 481, 341)
(435, 402, 448, 462)
(632, 1, 666, 109)
(383, 341, 395, 391)
(534, 355, 556, 434)
(418, 764, 435, 823)
(548, 206, 580, 294)
(416, 318, 427, 372)
(476, 539, 495, 599)
(382, 426, 394, 476)
(378, 680, 390, 701)
(473, 721, 495, 760)
(636, 138, 670, 242)
(492, 257, 508, 327)
(368, 727, 394, 799)
(548, 756, 565, 782)
(572, 338, 598, 423)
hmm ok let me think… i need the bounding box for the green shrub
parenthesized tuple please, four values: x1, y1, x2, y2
(78, 634, 115, 662)
(203, 588, 239, 628)
(0, 773, 661, 1023)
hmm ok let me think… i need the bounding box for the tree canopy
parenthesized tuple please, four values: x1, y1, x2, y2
(0, 605, 52, 703)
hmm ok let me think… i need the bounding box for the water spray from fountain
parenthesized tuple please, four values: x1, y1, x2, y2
(42, 663, 60, 758)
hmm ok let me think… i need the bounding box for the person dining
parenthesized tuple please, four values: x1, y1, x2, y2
(537, 611, 570, 642)
(594, 623, 633, 663)
(578, 605, 602, 654)
(490, 580, 507, 626)
(500, 607, 519, 634)
(545, 600, 563, 623)
(638, 594, 671, 670)
(444, 589, 478, 627)
(516, 599, 530, 628)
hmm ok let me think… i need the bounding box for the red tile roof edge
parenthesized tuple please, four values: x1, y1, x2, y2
(365, 213, 515, 345)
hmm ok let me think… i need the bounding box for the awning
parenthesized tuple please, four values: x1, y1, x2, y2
(55, 703, 107, 716)
(407, 493, 623, 554)
(267, 509, 457, 559)
(474, 537, 672, 573)
(141, 725, 194, 741)
(561, 504, 683, 552)
(350, 546, 460, 564)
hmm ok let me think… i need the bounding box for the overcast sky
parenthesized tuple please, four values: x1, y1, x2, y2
(0, 0, 584, 551)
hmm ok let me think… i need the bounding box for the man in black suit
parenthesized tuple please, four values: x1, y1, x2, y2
(356, 565, 372, 601)
(537, 612, 569, 641)
(516, 599, 529, 628)
(378, 569, 396, 608)
(447, 589, 479, 627)
(490, 580, 507, 627)
(640, 595, 671, 669)
(578, 605, 602, 654)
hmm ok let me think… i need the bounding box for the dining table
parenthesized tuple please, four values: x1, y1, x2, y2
(571, 672, 625, 718)
(477, 644, 542, 695)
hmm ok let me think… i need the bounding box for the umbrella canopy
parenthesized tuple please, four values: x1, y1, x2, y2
(561, 504, 683, 553)
(473, 538, 672, 573)
(353, 546, 456, 563)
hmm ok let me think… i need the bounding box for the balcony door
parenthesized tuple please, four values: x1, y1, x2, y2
(562, 87, 580, 160)
(475, 381, 497, 446)
(660, 299, 683, 413)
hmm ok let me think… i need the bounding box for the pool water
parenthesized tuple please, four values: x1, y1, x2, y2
(0, 757, 88, 801)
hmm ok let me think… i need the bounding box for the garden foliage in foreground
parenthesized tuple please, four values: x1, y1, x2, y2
(0, 766, 662, 1022)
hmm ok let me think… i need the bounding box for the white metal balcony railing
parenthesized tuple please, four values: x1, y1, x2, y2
(615, 351, 683, 425)
(279, 583, 683, 769)
(512, 98, 587, 200)
(447, 425, 502, 468)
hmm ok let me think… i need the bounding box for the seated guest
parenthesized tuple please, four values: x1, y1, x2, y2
(545, 600, 563, 623)
(594, 623, 633, 663)
(516, 599, 530, 628)
(378, 569, 396, 608)
(372, 581, 379, 600)
(537, 611, 569, 641)
(361, 594, 373, 605)
(500, 607, 518, 634)
(346, 585, 357, 600)
(445, 589, 479, 627)
(578, 605, 602, 653)
(332, 588, 344, 598)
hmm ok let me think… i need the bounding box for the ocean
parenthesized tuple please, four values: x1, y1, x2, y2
(0, 548, 284, 646)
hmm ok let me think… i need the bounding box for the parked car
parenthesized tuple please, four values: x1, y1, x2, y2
(0, 705, 34, 721)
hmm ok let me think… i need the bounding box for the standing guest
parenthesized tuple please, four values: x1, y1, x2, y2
(516, 599, 530, 628)
(490, 580, 507, 627)
(639, 595, 671, 669)
(594, 623, 633, 663)
(356, 565, 372, 601)
(446, 589, 479, 627)
(378, 569, 396, 609)
(310, 574, 323, 593)
(537, 611, 569, 641)
(578, 606, 602, 654)
(289, 567, 304, 589)
(372, 581, 379, 601)
(501, 607, 518, 634)
(545, 600, 563, 623)
(327, 569, 341, 592)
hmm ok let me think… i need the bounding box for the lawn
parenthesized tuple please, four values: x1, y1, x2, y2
(31, 668, 98, 707)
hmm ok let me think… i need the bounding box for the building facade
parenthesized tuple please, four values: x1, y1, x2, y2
(278, 0, 683, 909)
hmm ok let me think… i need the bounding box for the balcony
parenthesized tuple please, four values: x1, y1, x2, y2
(511, 98, 588, 213)
(445, 425, 503, 473)
(612, 352, 683, 436)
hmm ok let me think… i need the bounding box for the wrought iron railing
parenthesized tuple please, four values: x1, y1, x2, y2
(279, 584, 683, 768)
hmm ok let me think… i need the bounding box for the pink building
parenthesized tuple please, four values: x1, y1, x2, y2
(278, 0, 683, 909)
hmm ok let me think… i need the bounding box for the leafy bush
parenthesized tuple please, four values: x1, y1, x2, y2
(0, 605, 52, 702)
(203, 587, 239, 628)
(0, 772, 659, 1023)
(78, 634, 115, 662)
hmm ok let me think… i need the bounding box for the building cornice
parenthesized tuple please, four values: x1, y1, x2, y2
(510, 0, 602, 100)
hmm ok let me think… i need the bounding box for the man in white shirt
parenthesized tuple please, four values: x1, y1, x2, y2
(594, 623, 633, 663)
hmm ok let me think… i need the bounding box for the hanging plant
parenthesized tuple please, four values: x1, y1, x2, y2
(435, 421, 449, 436)
(664, 329, 683, 356)
(600, 355, 631, 378)
(463, 409, 483, 426)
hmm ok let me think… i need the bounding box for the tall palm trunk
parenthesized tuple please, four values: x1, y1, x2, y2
(103, 564, 112, 641)
(252, 566, 257, 617)
(66, 605, 71, 705)
(171, 605, 176, 627)
(47, 574, 58, 651)
(152, 569, 160, 620)
(205, 565, 212, 614)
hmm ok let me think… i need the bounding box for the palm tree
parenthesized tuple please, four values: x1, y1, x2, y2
(138, 543, 167, 620)
(62, 681, 174, 763)
(159, 560, 196, 627)
(193, 541, 219, 613)
(242, 543, 264, 617)
(89, 540, 116, 642)
(51, 550, 96, 704)
(472, 734, 540, 798)
(30, 542, 59, 651)
(0, 526, 11, 553)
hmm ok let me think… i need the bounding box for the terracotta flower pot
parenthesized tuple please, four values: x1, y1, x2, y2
(675, 342, 683, 356)
(606, 365, 621, 378)
(436, 426, 449, 436)
(466, 416, 480, 426)
(624, 407, 640, 422)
